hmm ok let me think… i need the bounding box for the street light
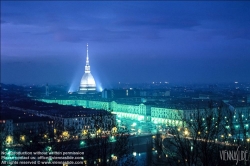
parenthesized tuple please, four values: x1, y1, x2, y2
(112, 127, 117, 133)
(83, 130, 88, 135)
(184, 129, 189, 136)
(20, 135, 25, 142)
(62, 131, 69, 137)
(46, 146, 52, 152)
(112, 156, 117, 161)
(138, 129, 141, 135)
(109, 136, 116, 142)
(111, 154, 117, 161)
(80, 141, 85, 146)
(97, 129, 101, 135)
(6, 136, 13, 145)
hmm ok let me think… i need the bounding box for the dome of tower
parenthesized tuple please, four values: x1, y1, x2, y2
(79, 73, 96, 89)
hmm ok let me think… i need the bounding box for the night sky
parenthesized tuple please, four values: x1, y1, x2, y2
(1, 1, 250, 90)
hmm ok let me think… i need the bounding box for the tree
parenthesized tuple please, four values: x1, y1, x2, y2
(162, 100, 250, 166)
(79, 112, 137, 166)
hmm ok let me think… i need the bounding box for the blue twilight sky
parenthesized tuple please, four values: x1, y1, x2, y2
(1, 1, 250, 90)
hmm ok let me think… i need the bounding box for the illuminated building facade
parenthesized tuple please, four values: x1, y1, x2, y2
(39, 98, 184, 125)
(39, 99, 249, 140)
(151, 107, 183, 126)
(110, 101, 151, 122)
(35, 106, 116, 138)
(79, 44, 96, 94)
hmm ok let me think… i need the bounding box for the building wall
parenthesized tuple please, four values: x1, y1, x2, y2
(151, 107, 183, 126)
(41, 99, 110, 111)
(46, 113, 116, 138)
(39, 98, 250, 130)
(0, 119, 13, 145)
(14, 121, 53, 135)
(40, 99, 180, 125)
(110, 101, 151, 121)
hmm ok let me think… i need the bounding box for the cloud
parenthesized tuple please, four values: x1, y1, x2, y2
(3, 1, 249, 43)
(115, 16, 200, 30)
(47, 26, 133, 43)
(221, 28, 250, 40)
(1, 19, 8, 24)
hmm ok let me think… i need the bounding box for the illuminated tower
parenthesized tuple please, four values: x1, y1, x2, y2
(78, 44, 96, 94)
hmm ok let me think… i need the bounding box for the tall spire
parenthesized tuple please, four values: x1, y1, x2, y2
(86, 43, 89, 66)
(85, 43, 90, 73)
(79, 43, 96, 94)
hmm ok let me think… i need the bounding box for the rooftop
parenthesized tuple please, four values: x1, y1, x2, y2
(1, 107, 53, 123)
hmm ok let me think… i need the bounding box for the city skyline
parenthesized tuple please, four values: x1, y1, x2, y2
(1, 1, 250, 89)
